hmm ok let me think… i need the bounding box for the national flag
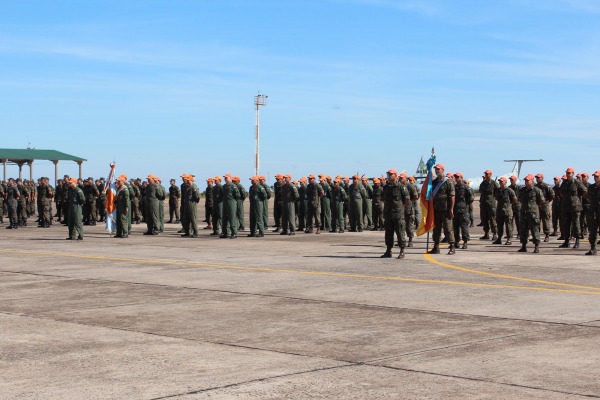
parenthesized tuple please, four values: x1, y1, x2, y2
(104, 163, 117, 234)
(417, 155, 436, 236)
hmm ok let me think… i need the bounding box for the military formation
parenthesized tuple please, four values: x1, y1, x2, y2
(1, 166, 599, 257)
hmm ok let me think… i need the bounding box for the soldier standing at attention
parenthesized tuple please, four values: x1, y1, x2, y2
(143, 175, 160, 235)
(280, 174, 299, 235)
(518, 174, 544, 253)
(428, 164, 456, 255)
(41, 177, 54, 228)
(83, 177, 99, 226)
(220, 174, 240, 239)
(259, 176, 270, 230)
(130, 179, 141, 224)
(559, 167, 587, 249)
(140, 180, 147, 223)
(168, 178, 181, 224)
(409, 176, 420, 231)
(361, 177, 373, 229)
(0, 182, 4, 225)
(347, 175, 367, 232)
(508, 175, 521, 238)
(54, 179, 63, 223)
(493, 177, 517, 245)
(155, 177, 166, 233)
(535, 173, 554, 242)
(115, 176, 130, 238)
(211, 176, 224, 236)
(371, 178, 384, 231)
(342, 176, 350, 230)
(61, 175, 70, 225)
(248, 176, 267, 237)
(479, 170, 499, 241)
(452, 172, 473, 249)
(181, 174, 200, 238)
(297, 177, 308, 232)
(319, 175, 332, 232)
(5, 178, 20, 229)
(204, 178, 214, 230)
(381, 169, 409, 259)
(233, 176, 247, 231)
(97, 178, 106, 223)
(272, 174, 283, 232)
(66, 177, 85, 240)
(585, 171, 600, 255)
(16, 179, 28, 226)
(400, 172, 418, 247)
(551, 176, 562, 238)
(305, 174, 324, 234)
(580, 173, 591, 239)
(331, 178, 347, 233)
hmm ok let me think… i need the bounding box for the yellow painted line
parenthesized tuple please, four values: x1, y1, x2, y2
(423, 253, 600, 292)
(2, 249, 600, 296)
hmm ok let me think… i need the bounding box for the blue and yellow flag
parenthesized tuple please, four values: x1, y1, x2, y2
(417, 154, 436, 236)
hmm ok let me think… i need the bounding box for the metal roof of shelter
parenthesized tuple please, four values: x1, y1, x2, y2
(0, 148, 86, 183)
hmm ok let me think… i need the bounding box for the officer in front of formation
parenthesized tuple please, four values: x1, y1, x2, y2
(429, 164, 456, 255)
(518, 174, 544, 253)
(586, 170, 600, 256)
(381, 169, 410, 259)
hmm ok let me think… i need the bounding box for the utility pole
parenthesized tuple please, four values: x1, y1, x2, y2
(254, 93, 268, 176)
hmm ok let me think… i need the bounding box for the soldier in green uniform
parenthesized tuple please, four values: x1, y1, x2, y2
(342, 176, 350, 230)
(114, 176, 130, 238)
(248, 176, 267, 237)
(5, 178, 20, 229)
(272, 174, 283, 232)
(371, 178, 384, 231)
(66, 178, 85, 240)
(429, 164, 456, 255)
(130, 180, 142, 224)
(211, 176, 224, 236)
(16, 179, 28, 226)
(535, 173, 554, 242)
(319, 175, 332, 232)
(361, 177, 373, 229)
(259, 176, 270, 230)
(581, 173, 591, 239)
(54, 179, 63, 223)
(331, 178, 347, 233)
(479, 170, 499, 240)
(26, 181, 35, 218)
(233, 176, 247, 231)
(400, 172, 419, 247)
(168, 178, 181, 223)
(120, 175, 135, 233)
(39, 177, 54, 228)
(61, 175, 70, 225)
(518, 174, 544, 253)
(155, 177, 166, 232)
(143, 175, 160, 235)
(204, 178, 213, 230)
(280, 174, 299, 235)
(220, 174, 240, 239)
(348, 175, 367, 232)
(508, 175, 521, 239)
(493, 177, 517, 245)
(82, 177, 99, 226)
(140, 180, 147, 223)
(585, 171, 600, 255)
(181, 174, 200, 237)
(551, 176, 562, 238)
(559, 168, 587, 249)
(452, 172, 473, 249)
(305, 174, 324, 234)
(97, 178, 106, 222)
(381, 169, 410, 259)
(297, 177, 308, 232)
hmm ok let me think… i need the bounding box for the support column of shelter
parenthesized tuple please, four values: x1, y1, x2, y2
(2, 159, 6, 181)
(28, 160, 33, 181)
(18, 163, 23, 180)
(52, 160, 59, 186)
(77, 161, 82, 180)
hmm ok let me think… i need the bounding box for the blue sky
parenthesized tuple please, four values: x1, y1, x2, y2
(1, 0, 599, 184)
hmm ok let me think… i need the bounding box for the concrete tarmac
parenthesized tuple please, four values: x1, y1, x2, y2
(1, 203, 600, 399)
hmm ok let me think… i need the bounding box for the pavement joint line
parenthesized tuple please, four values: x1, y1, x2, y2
(148, 363, 361, 399)
(3, 268, 600, 329)
(423, 253, 600, 291)
(375, 364, 600, 399)
(3, 248, 600, 296)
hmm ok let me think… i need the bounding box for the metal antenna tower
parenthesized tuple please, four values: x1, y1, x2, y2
(254, 93, 268, 176)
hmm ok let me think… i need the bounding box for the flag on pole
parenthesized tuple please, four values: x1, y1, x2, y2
(104, 163, 117, 235)
(417, 154, 436, 236)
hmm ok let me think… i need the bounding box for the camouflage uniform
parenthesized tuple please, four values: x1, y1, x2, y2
(382, 181, 409, 258)
(248, 183, 267, 237)
(306, 181, 323, 233)
(519, 185, 544, 251)
(479, 179, 499, 239)
(560, 178, 587, 248)
(331, 184, 347, 233)
(371, 184, 384, 230)
(535, 181, 554, 238)
(281, 182, 299, 234)
(509, 182, 521, 237)
(431, 177, 456, 251)
(403, 180, 419, 245)
(494, 186, 516, 244)
(551, 182, 562, 237)
(453, 181, 473, 246)
(586, 182, 599, 255)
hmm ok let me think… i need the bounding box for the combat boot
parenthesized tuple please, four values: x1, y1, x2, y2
(381, 250, 392, 258)
(559, 240, 570, 248)
(518, 245, 527, 252)
(585, 247, 597, 256)
(6, 224, 14, 229)
(441, 237, 448, 243)
(447, 243, 456, 255)
(491, 233, 498, 241)
(573, 238, 580, 249)
(549, 231, 557, 237)
(557, 235, 565, 240)
(407, 238, 413, 247)
(480, 233, 490, 240)
(533, 244, 540, 253)
(316, 227, 320, 234)
(461, 241, 468, 250)
(505, 240, 512, 245)
(397, 248, 405, 259)
(492, 238, 502, 244)
(428, 245, 440, 254)
(544, 234, 549, 242)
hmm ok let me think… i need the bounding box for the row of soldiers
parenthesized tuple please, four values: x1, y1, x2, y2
(431, 166, 600, 256)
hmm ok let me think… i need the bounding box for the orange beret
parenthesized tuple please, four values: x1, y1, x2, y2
(454, 172, 464, 178)
(510, 175, 517, 180)
(535, 173, 543, 178)
(206, 177, 214, 182)
(524, 174, 535, 181)
(275, 174, 283, 179)
(214, 176, 222, 181)
(484, 169, 492, 174)
(566, 167, 575, 173)
(387, 169, 398, 175)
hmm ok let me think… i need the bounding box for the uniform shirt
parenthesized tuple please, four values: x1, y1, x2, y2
(372, 185, 383, 206)
(273, 181, 282, 202)
(222, 182, 240, 201)
(495, 187, 516, 215)
(552, 184, 561, 209)
(281, 183, 299, 203)
(403, 182, 419, 213)
(431, 177, 455, 212)
(519, 186, 544, 216)
(83, 183, 99, 202)
(454, 182, 473, 214)
(212, 184, 224, 204)
(348, 183, 367, 201)
(169, 185, 181, 202)
(116, 186, 130, 213)
(588, 183, 599, 213)
(204, 185, 213, 206)
(6, 185, 19, 202)
(535, 182, 554, 204)
(332, 185, 347, 204)
(185, 183, 200, 204)
(306, 183, 324, 207)
(68, 186, 85, 206)
(479, 179, 499, 205)
(261, 183, 271, 200)
(383, 181, 409, 219)
(560, 179, 587, 212)
(235, 183, 247, 202)
(249, 184, 267, 205)
(298, 184, 308, 201)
